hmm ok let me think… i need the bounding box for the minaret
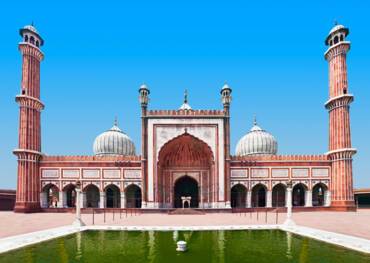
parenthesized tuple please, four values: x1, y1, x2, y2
(221, 84, 232, 207)
(324, 24, 356, 209)
(13, 24, 45, 212)
(139, 84, 150, 207)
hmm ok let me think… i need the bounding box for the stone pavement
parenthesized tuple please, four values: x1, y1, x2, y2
(0, 209, 369, 240)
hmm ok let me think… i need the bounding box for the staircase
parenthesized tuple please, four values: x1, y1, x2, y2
(168, 208, 205, 215)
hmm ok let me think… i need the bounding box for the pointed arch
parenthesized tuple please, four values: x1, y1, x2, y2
(252, 183, 267, 207)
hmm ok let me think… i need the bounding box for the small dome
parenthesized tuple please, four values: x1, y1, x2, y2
(93, 121, 135, 156)
(23, 25, 38, 33)
(329, 24, 345, 35)
(235, 119, 277, 156)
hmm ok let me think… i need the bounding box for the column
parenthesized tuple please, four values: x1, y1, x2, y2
(58, 191, 64, 208)
(284, 186, 295, 225)
(325, 191, 331, 207)
(63, 192, 67, 207)
(81, 192, 87, 208)
(120, 192, 126, 208)
(246, 190, 252, 208)
(99, 192, 106, 208)
(266, 190, 272, 208)
(305, 190, 312, 207)
(40, 192, 47, 208)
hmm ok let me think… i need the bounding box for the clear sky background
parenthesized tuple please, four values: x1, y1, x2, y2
(0, 0, 369, 189)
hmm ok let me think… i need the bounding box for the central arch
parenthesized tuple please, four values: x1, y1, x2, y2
(157, 133, 215, 208)
(174, 176, 199, 208)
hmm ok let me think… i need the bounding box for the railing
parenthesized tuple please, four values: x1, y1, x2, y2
(231, 207, 283, 224)
(81, 208, 142, 225)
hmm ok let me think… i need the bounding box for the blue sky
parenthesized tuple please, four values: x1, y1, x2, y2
(0, 0, 369, 189)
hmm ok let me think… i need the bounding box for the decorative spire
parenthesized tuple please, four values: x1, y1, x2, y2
(179, 89, 192, 110)
(253, 115, 257, 126)
(184, 89, 188, 104)
(114, 116, 118, 126)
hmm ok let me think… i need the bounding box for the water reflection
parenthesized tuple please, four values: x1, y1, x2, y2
(218, 230, 225, 263)
(173, 230, 178, 242)
(147, 230, 155, 262)
(75, 232, 82, 261)
(286, 231, 292, 260)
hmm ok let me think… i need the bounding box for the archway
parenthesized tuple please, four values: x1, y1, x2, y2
(84, 184, 100, 208)
(312, 183, 328, 207)
(64, 184, 76, 208)
(105, 185, 121, 208)
(252, 184, 266, 207)
(42, 184, 59, 208)
(272, 184, 286, 207)
(231, 184, 247, 208)
(174, 176, 199, 208)
(125, 184, 142, 208)
(293, 183, 307, 207)
(157, 133, 214, 208)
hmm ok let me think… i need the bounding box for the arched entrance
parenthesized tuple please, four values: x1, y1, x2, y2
(174, 176, 199, 208)
(231, 184, 247, 208)
(252, 184, 266, 207)
(64, 184, 76, 208)
(125, 184, 142, 208)
(293, 183, 307, 207)
(312, 183, 328, 207)
(84, 184, 100, 208)
(157, 133, 214, 208)
(105, 185, 120, 208)
(272, 184, 286, 207)
(42, 184, 59, 208)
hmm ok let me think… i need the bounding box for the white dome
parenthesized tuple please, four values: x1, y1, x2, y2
(93, 122, 135, 156)
(235, 120, 277, 156)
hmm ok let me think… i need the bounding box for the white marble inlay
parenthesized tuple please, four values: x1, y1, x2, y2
(103, 169, 121, 179)
(124, 170, 141, 179)
(41, 169, 59, 178)
(231, 170, 247, 178)
(62, 169, 79, 178)
(251, 168, 269, 178)
(292, 168, 309, 177)
(312, 168, 329, 177)
(271, 169, 289, 178)
(83, 169, 100, 179)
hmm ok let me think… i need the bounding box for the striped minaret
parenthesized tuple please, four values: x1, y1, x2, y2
(324, 23, 356, 209)
(13, 24, 45, 212)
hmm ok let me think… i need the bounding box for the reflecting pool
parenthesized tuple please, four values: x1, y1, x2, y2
(1, 230, 369, 263)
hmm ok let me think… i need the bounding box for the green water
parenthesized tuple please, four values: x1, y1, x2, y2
(1, 230, 369, 263)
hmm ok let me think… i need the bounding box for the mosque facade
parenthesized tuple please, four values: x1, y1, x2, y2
(13, 24, 356, 212)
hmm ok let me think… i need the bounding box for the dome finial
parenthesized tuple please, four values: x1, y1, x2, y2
(253, 115, 257, 126)
(184, 89, 188, 104)
(114, 116, 118, 126)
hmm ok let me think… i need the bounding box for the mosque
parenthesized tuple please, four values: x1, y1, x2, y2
(13, 23, 356, 212)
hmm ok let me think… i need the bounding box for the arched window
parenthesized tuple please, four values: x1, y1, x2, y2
(329, 40, 333, 46)
(252, 184, 267, 207)
(292, 184, 307, 207)
(334, 36, 339, 44)
(24, 35, 28, 42)
(36, 40, 39, 47)
(231, 184, 247, 208)
(340, 34, 344, 41)
(272, 184, 286, 207)
(30, 36, 35, 44)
